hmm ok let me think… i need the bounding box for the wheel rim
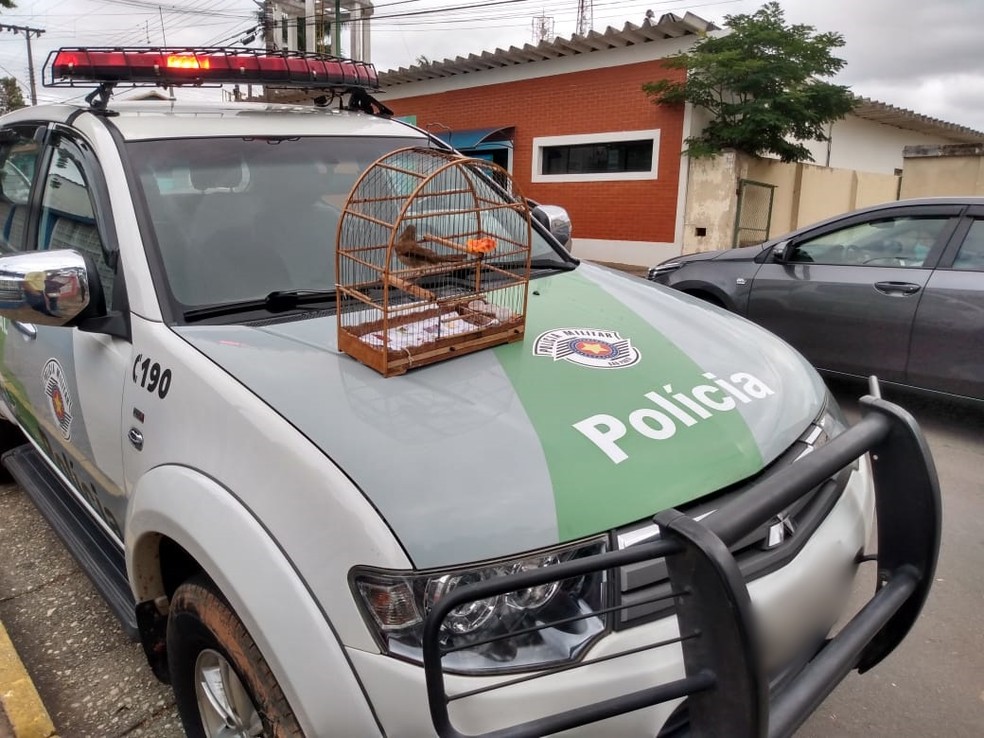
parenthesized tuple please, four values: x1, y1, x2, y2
(194, 649, 265, 738)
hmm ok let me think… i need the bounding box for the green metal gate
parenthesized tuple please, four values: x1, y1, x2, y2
(733, 179, 776, 248)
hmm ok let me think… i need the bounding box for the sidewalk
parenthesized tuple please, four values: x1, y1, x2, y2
(0, 620, 57, 738)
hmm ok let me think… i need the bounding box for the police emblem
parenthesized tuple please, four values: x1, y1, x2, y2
(41, 359, 74, 440)
(533, 328, 641, 369)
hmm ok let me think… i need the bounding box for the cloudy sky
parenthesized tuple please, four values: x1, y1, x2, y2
(1, 0, 982, 131)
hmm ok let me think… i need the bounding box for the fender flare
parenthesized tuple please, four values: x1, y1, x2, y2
(671, 279, 736, 311)
(125, 464, 382, 737)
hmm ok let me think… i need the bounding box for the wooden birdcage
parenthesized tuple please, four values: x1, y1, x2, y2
(335, 147, 532, 377)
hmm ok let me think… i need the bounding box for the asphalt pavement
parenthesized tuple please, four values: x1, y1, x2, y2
(0, 379, 980, 737)
(0, 478, 181, 738)
(797, 380, 984, 737)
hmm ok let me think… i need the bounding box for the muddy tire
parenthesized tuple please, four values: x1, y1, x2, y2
(167, 573, 304, 738)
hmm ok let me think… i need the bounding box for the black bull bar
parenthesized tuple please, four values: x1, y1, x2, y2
(422, 395, 942, 738)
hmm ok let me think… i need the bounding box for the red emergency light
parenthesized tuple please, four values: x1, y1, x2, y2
(43, 47, 379, 89)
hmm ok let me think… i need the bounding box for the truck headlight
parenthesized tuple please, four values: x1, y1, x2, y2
(352, 538, 608, 674)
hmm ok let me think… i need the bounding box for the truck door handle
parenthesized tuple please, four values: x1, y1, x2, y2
(12, 321, 37, 339)
(127, 427, 144, 451)
(873, 281, 921, 296)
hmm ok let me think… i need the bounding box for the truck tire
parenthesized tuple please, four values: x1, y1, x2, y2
(0, 418, 24, 452)
(167, 573, 304, 738)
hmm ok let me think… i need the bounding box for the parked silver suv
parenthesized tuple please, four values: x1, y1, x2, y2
(0, 47, 941, 737)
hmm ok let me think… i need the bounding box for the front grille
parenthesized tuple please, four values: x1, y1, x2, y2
(613, 437, 851, 631)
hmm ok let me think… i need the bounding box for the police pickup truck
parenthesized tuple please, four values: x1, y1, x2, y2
(0, 48, 941, 738)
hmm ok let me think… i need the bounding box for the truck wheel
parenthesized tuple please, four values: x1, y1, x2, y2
(167, 574, 304, 738)
(0, 419, 24, 452)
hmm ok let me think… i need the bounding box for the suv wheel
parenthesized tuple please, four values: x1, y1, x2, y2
(167, 574, 304, 738)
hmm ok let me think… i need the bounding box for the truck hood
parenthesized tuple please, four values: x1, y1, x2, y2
(176, 264, 825, 568)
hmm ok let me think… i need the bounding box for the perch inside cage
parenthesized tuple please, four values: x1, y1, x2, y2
(335, 147, 532, 376)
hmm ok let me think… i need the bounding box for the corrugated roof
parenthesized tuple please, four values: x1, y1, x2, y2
(851, 96, 984, 143)
(377, 12, 716, 87)
(378, 13, 984, 143)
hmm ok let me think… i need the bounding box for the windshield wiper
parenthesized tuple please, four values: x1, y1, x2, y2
(183, 289, 337, 323)
(487, 257, 577, 271)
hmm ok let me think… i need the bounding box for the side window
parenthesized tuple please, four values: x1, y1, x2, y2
(37, 137, 115, 306)
(790, 216, 949, 268)
(0, 126, 43, 252)
(952, 220, 984, 272)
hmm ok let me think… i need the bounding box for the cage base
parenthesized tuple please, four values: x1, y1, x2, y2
(339, 308, 525, 377)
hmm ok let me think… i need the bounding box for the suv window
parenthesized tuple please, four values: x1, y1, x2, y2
(37, 136, 115, 306)
(0, 126, 43, 252)
(791, 216, 949, 267)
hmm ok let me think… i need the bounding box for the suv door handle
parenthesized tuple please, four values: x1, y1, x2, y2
(873, 281, 921, 296)
(127, 427, 144, 451)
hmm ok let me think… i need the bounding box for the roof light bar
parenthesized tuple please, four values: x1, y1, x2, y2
(43, 47, 378, 89)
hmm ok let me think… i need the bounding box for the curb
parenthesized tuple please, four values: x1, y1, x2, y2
(0, 620, 56, 738)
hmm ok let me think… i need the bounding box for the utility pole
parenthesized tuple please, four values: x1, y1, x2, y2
(0, 24, 45, 106)
(333, 0, 342, 56)
(576, 0, 592, 37)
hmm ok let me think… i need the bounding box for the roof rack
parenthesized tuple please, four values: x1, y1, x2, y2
(43, 46, 379, 90)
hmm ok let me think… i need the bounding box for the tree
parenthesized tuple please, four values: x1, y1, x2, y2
(643, 2, 855, 163)
(0, 77, 24, 114)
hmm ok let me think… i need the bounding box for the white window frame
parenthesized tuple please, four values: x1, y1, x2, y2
(531, 129, 661, 183)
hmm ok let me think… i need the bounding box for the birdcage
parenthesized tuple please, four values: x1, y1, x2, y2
(336, 147, 532, 377)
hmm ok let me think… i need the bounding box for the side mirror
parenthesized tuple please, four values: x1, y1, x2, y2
(531, 204, 573, 251)
(0, 249, 104, 327)
(771, 241, 790, 263)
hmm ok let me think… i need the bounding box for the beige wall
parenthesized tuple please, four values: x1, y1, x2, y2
(900, 145, 984, 197)
(856, 171, 901, 208)
(681, 152, 901, 253)
(796, 165, 858, 227)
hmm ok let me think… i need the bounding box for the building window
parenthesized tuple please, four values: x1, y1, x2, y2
(532, 130, 660, 183)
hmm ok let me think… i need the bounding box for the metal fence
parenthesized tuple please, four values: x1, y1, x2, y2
(733, 179, 776, 248)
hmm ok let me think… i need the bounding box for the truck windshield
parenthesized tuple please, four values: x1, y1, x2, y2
(126, 136, 567, 318)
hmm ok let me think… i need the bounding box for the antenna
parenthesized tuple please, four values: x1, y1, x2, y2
(532, 13, 554, 43)
(159, 7, 168, 46)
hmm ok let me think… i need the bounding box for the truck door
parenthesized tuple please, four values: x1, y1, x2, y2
(0, 128, 128, 541)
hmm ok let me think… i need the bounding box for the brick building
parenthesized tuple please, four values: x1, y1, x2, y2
(378, 13, 711, 267)
(378, 12, 984, 267)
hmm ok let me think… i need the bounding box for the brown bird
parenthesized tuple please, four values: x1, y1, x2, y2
(393, 224, 467, 269)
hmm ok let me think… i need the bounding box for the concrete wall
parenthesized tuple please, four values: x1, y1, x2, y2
(681, 151, 740, 253)
(680, 153, 901, 253)
(900, 144, 984, 197)
(796, 165, 858, 227)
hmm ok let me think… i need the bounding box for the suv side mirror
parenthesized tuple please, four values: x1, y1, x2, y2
(0, 249, 105, 327)
(531, 203, 573, 251)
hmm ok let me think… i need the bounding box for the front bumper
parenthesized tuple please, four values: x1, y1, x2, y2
(351, 395, 940, 737)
